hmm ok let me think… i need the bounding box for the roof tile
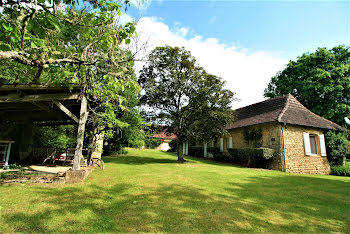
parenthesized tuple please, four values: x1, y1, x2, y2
(226, 94, 342, 130)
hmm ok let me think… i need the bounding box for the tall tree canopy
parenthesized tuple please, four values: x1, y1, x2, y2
(139, 46, 234, 161)
(264, 45, 350, 126)
(0, 0, 142, 135)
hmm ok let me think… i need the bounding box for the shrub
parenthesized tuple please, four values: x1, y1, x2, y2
(115, 148, 128, 155)
(207, 147, 230, 162)
(144, 137, 161, 149)
(9, 163, 21, 169)
(207, 147, 220, 156)
(189, 146, 203, 158)
(325, 130, 350, 166)
(331, 162, 350, 176)
(228, 148, 274, 168)
(168, 140, 178, 152)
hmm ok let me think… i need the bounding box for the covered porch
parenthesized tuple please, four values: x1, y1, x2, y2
(0, 84, 95, 172)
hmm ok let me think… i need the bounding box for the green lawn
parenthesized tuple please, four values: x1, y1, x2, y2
(1, 149, 349, 233)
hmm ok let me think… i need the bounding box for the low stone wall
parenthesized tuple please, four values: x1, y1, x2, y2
(64, 165, 95, 184)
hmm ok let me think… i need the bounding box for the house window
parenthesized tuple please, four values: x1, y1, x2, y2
(303, 132, 326, 156)
(309, 134, 317, 155)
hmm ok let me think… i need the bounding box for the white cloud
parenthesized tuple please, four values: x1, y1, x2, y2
(134, 17, 287, 109)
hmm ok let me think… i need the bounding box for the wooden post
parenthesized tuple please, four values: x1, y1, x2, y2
(73, 95, 88, 170)
(204, 143, 207, 158)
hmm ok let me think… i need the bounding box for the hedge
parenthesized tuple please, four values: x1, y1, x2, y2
(189, 146, 204, 158)
(331, 161, 350, 177)
(205, 147, 274, 168)
(228, 148, 274, 168)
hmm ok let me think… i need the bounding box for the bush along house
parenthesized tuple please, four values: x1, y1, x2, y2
(203, 94, 343, 174)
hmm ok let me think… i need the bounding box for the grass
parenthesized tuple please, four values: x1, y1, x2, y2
(0, 148, 349, 232)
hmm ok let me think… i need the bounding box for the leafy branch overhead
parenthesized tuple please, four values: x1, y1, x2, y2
(0, 0, 142, 134)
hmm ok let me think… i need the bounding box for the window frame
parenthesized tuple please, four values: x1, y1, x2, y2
(309, 134, 318, 155)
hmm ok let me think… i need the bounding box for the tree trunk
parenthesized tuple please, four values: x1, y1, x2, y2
(177, 142, 184, 161)
(73, 95, 88, 170)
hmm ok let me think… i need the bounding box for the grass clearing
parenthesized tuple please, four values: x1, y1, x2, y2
(0, 148, 349, 232)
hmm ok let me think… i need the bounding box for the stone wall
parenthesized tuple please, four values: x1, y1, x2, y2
(211, 123, 331, 174)
(226, 123, 283, 170)
(283, 125, 330, 174)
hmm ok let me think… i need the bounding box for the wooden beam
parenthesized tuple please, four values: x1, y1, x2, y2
(34, 120, 76, 126)
(73, 95, 89, 170)
(31, 101, 54, 113)
(53, 100, 79, 123)
(0, 93, 79, 103)
(4, 112, 68, 122)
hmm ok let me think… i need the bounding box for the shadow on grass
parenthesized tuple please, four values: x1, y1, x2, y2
(104, 150, 239, 167)
(2, 174, 349, 232)
(103, 156, 179, 165)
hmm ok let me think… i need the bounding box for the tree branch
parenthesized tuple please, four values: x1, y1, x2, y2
(0, 51, 97, 66)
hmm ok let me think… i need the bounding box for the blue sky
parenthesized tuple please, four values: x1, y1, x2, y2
(129, 0, 349, 60)
(126, 0, 349, 107)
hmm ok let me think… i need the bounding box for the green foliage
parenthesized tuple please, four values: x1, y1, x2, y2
(0, 0, 141, 142)
(168, 140, 178, 152)
(331, 161, 350, 177)
(243, 128, 262, 147)
(264, 45, 350, 126)
(115, 147, 128, 155)
(325, 130, 350, 166)
(9, 163, 22, 169)
(139, 46, 234, 160)
(207, 147, 221, 155)
(207, 147, 226, 161)
(144, 138, 161, 149)
(188, 146, 203, 158)
(226, 148, 274, 168)
(34, 125, 76, 149)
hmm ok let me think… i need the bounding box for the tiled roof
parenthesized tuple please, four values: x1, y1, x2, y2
(152, 131, 177, 140)
(226, 94, 343, 130)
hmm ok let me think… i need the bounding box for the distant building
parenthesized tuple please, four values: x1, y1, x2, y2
(151, 131, 177, 151)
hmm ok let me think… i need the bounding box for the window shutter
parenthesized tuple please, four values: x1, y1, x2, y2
(319, 134, 327, 156)
(220, 138, 224, 152)
(303, 132, 311, 156)
(229, 137, 233, 148)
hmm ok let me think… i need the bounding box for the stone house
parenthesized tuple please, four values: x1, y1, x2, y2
(204, 94, 343, 174)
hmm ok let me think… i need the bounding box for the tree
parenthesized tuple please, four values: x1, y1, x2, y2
(0, 0, 142, 168)
(325, 130, 350, 165)
(264, 45, 350, 126)
(139, 46, 234, 161)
